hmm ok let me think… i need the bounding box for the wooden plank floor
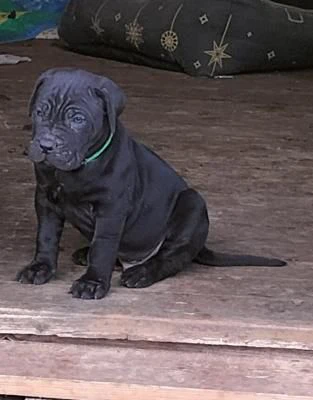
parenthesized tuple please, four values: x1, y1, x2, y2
(0, 40, 313, 398)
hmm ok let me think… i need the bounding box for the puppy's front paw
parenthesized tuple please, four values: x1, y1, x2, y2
(69, 275, 110, 300)
(16, 262, 55, 285)
(121, 264, 156, 288)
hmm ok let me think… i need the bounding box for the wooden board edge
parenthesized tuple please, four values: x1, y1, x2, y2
(1, 313, 313, 351)
(1, 376, 311, 400)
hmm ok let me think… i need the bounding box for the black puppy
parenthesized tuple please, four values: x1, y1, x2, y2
(17, 68, 286, 300)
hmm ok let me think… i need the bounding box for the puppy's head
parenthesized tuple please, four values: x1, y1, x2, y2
(28, 68, 126, 171)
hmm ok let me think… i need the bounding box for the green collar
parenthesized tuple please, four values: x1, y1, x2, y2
(83, 132, 114, 165)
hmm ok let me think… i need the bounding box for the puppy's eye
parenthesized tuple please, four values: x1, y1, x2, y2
(72, 115, 86, 125)
(36, 104, 49, 118)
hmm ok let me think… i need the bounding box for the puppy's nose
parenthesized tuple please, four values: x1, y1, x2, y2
(39, 139, 54, 153)
(40, 143, 53, 153)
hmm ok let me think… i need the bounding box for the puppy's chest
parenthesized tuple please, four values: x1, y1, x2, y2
(46, 176, 86, 206)
(43, 169, 122, 212)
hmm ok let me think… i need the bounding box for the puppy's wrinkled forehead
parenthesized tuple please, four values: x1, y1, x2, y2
(34, 69, 103, 110)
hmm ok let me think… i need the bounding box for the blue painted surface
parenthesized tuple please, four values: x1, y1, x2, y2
(0, 0, 68, 43)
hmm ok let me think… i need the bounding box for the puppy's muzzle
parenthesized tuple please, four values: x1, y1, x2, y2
(39, 142, 53, 154)
(38, 134, 64, 153)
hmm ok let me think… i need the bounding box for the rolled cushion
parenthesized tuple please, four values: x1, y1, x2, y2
(59, 0, 313, 77)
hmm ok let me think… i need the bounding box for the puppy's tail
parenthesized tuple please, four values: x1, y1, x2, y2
(194, 247, 286, 267)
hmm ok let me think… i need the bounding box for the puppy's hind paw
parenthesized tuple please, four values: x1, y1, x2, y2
(16, 262, 55, 285)
(121, 264, 157, 288)
(72, 246, 89, 266)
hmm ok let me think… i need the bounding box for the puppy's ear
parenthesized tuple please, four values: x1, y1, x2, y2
(93, 78, 126, 135)
(28, 69, 58, 116)
(28, 77, 44, 117)
(28, 70, 53, 117)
